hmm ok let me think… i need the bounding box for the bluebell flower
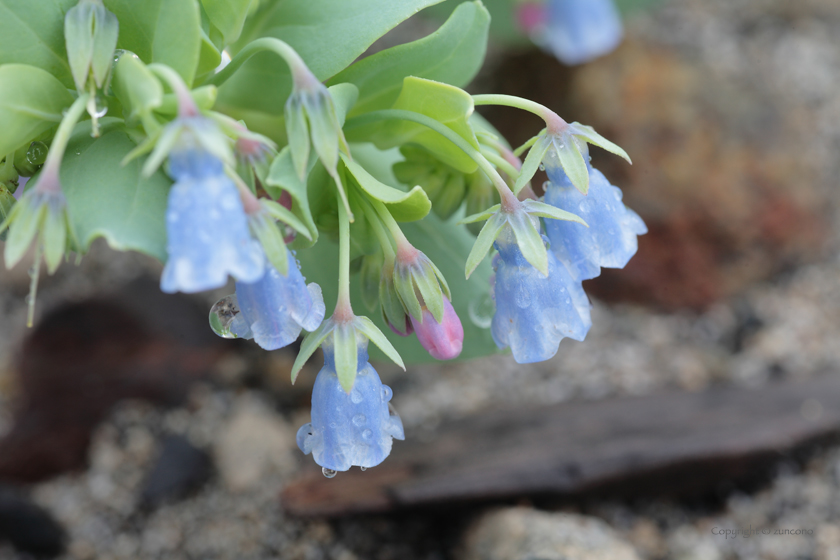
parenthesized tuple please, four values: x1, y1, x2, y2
(544, 160, 647, 281)
(296, 340, 405, 472)
(160, 146, 264, 293)
(492, 226, 592, 363)
(233, 249, 326, 350)
(544, 0, 623, 66)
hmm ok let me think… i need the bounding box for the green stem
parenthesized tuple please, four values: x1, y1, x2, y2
(345, 110, 519, 211)
(368, 197, 414, 256)
(472, 94, 567, 133)
(480, 146, 519, 181)
(148, 64, 198, 117)
(335, 184, 353, 318)
(0, 154, 17, 183)
(26, 244, 41, 328)
(206, 38, 316, 90)
(39, 93, 90, 188)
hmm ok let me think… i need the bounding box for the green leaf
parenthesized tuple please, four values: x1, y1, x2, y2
(104, 0, 202, 85)
(200, 0, 251, 45)
(297, 212, 498, 365)
(0, 64, 74, 157)
(341, 154, 430, 222)
(61, 119, 171, 261)
(356, 77, 480, 174)
(112, 55, 164, 122)
(215, 0, 444, 129)
(329, 1, 489, 116)
(264, 146, 318, 246)
(0, 0, 77, 88)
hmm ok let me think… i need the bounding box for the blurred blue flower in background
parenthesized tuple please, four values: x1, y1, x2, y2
(523, 0, 624, 65)
(296, 340, 405, 472)
(544, 159, 647, 281)
(160, 147, 264, 294)
(491, 226, 592, 363)
(233, 250, 326, 350)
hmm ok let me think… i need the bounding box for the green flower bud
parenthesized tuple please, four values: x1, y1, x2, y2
(65, 0, 119, 92)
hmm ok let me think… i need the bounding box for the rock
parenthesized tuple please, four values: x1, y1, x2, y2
(214, 395, 297, 491)
(139, 434, 213, 509)
(0, 293, 222, 484)
(461, 508, 640, 560)
(0, 484, 65, 558)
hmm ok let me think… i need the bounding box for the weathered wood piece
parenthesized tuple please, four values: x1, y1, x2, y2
(282, 375, 840, 517)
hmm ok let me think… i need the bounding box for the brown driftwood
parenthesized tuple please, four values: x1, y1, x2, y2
(282, 374, 840, 517)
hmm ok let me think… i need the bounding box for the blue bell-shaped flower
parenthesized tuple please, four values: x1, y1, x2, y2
(296, 340, 405, 472)
(160, 145, 264, 293)
(491, 226, 592, 364)
(544, 160, 647, 281)
(233, 249, 325, 350)
(544, 0, 623, 66)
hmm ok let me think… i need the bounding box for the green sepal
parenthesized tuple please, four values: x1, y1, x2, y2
(341, 154, 431, 222)
(413, 259, 444, 323)
(554, 137, 589, 195)
(379, 259, 410, 335)
(333, 322, 359, 393)
(465, 211, 504, 279)
(569, 122, 631, 164)
(508, 210, 548, 276)
(460, 204, 501, 225)
(291, 320, 333, 384)
(41, 202, 68, 274)
(64, 1, 96, 92)
(515, 135, 550, 194)
(522, 200, 587, 226)
(355, 316, 405, 371)
(261, 199, 311, 240)
(2, 194, 45, 269)
(284, 94, 310, 181)
(264, 147, 319, 247)
(249, 211, 288, 275)
(90, 2, 119, 88)
(394, 263, 423, 323)
(433, 172, 466, 220)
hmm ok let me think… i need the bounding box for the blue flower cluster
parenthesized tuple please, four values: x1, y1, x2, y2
(296, 340, 405, 472)
(544, 0, 624, 66)
(491, 158, 645, 363)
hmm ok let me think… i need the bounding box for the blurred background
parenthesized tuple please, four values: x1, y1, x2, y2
(2, 0, 840, 558)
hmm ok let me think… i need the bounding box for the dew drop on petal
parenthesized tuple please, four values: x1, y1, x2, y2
(209, 294, 243, 339)
(322, 468, 337, 479)
(362, 429, 373, 440)
(381, 386, 393, 403)
(360, 467, 367, 472)
(538, 163, 545, 171)
(352, 414, 366, 427)
(350, 389, 363, 404)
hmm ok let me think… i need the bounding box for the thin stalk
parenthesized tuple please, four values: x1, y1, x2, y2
(472, 94, 567, 134)
(38, 94, 91, 191)
(205, 38, 316, 89)
(368, 197, 416, 260)
(359, 194, 396, 261)
(335, 186, 353, 320)
(345, 110, 520, 211)
(148, 64, 198, 117)
(480, 146, 519, 180)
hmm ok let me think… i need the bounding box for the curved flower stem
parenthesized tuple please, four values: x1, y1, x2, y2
(480, 146, 519, 180)
(368, 197, 417, 260)
(472, 94, 567, 134)
(26, 244, 42, 328)
(335, 184, 353, 320)
(344, 110, 520, 212)
(147, 64, 198, 117)
(205, 37, 317, 90)
(38, 93, 91, 192)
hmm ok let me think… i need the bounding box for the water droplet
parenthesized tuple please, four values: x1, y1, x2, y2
(514, 283, 531, 308)
(381, 386, 393, 403)
(538, 164, 545, 171)
(352, 414, 366, 427)
(578, 201, 590, 212)
(322, 468, 337, 479)
(468, 291, 495, 329)
(608, 228, 616, 236)
(26, 142, 48, 166)
(209, 294, 246, 339)
(329, 422, 337, 429)
(92, 96, 108, 119)
(350, 389, 363, 404)
(360, 466, 367, 472)
(362, 429, 373, 440)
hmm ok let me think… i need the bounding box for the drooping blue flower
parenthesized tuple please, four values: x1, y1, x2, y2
(296, 340, 405, 472)
(232, 249, 326, 350)
(544, 161, 647, 281)
(491, 226, 592, 364)
(160, 146, 264, 293)
(543, 0, 623, 66)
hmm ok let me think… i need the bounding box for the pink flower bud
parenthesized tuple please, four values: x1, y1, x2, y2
(410, 297, 463, 360)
